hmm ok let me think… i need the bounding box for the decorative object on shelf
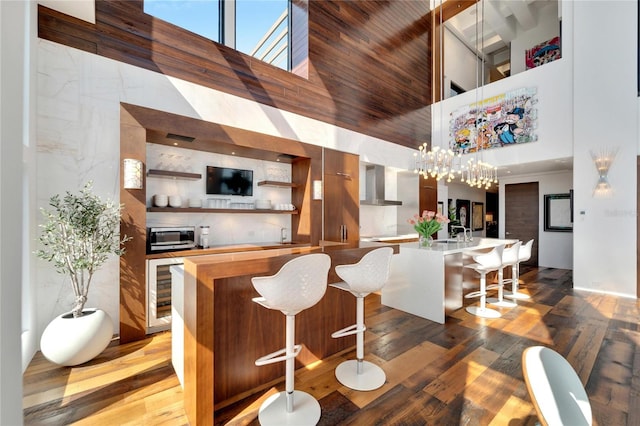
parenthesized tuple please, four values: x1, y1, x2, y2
(36, 182, 131, 365)
(408, 210, 449, 248)
(123, 158, 143, 189)
(590, 147, 618, 197)
(153, 194, 168, 207)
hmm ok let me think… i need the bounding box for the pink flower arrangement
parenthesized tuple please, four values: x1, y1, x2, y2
(408, 210, 450, 238)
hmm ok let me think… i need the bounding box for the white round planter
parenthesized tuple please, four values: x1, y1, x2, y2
(40, 308, 113, 366)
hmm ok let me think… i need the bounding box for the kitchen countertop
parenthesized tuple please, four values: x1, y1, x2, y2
(401, 238, 519, 255)
(360, 233, 419, 242)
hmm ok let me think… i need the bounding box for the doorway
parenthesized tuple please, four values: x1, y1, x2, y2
(505, 182, 539, 266)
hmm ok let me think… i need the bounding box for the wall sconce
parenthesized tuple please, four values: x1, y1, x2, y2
(590, 147, 618, 197)
(123, 158, 143, 189)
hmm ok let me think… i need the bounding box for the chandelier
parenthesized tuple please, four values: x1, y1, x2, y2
(413, 144, 498, 189)
(413, 0, 498, 190)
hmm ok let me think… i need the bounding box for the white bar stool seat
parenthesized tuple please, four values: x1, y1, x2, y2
(251, 253, 331, 426)
(522, 346, 592, 425)
(464, 244, 504, 318)
(330, 247, 394, 391)
(487, 241, 521, 308)
(505, 239, 534, 300)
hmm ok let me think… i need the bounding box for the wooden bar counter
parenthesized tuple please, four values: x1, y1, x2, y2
(180, 241, 398, 426)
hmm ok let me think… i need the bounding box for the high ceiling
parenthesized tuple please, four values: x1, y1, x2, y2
(444, 0, 559, 75)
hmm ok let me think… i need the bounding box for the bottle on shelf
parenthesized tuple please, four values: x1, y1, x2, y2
(199, 226, 210, 248)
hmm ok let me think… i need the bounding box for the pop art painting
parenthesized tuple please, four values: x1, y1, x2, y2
(449, 87, 538, 155)
(526, 36, 561, 70)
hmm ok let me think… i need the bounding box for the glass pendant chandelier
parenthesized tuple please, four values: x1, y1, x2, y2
(413, 0, 498, 190)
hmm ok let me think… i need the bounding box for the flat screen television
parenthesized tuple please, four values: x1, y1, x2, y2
(206, 166, 253, 196)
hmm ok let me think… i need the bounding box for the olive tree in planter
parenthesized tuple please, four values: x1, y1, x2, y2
(37, 182, 130, 366)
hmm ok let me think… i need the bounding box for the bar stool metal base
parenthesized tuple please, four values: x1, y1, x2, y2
(465, 305, 501, 318)
(335, 359, 386, 391)
(486, 297, 517, 308)
(258, 390, 321, 426)
(504, 291, 531, 300)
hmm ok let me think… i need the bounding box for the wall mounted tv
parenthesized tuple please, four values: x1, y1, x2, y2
(206, 166, 253, 196)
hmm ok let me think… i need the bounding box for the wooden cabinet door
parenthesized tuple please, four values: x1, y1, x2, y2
(323, 148, 360, 242)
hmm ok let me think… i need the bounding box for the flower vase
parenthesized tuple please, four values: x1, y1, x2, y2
(419, 235, 434, 248)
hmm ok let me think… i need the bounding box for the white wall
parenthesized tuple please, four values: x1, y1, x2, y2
(498, 171, 573, 270)
(444, 28, 482, 94)
(1, 1, 28, 423)
(572, 1, 637, 297)
(146, 144, 293, 244)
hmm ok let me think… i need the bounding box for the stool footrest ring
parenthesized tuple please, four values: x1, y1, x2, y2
(465, 291, 486, 299)
(485, 284, 501, 290)
(255, 344, 302, 366)
(331, 323, 366, 339)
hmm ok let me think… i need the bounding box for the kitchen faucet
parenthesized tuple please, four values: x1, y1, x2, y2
(451, 225, 472, 242)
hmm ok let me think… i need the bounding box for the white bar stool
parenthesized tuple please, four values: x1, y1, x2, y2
(464, 244, 504, 318)
(251, 253, 331, 426)
(487, 241, 521, 308)
(506, 239, 534, 300)
(330, 247, 394, 391)
(522, 346, 592, 425)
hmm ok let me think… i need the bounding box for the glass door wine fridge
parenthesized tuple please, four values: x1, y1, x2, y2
(146, 257, 183, 333)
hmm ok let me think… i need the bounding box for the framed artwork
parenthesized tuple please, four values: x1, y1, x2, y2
(437, 201, 444, 216)
(544, 193, 573, 232)
(456, 199, 470, 229)
(472, 202, 484, 231)
(525, 36, 561, 70)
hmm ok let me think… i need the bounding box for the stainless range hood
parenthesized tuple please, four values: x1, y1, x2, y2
(360, 164, 402, 206)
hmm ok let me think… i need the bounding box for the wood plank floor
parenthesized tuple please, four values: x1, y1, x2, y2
(23, 267, 639, 425)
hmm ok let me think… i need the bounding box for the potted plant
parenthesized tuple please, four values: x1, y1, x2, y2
(36, 182, 130, 366)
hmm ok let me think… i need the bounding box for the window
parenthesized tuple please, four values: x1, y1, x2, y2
(236, 0, 290, 71)
(144, 0, 219, 42)
(144, 0, 293, 72)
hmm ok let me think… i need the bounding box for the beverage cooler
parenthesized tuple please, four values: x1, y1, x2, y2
(146, 257, 184, 333)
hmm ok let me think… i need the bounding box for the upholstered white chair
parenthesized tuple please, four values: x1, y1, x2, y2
(487, 241, 521, 308)
(522, 346, 593, 426)
(330, 247, 394, 391)
(506, 239, 534, 300)
(251, 253, 331, 426)
(464, 244, 505, 318)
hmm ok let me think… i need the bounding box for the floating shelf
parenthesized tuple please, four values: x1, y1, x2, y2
(147, 207, 298, 214)
(257, 180, 298, 188)
(147, 169, 202, 180)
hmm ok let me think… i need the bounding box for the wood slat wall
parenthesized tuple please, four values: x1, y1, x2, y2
(38, 0, 431, 148)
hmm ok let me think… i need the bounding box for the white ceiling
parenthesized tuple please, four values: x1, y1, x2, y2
(499, 157, 573, 177)
(444, 0, 558, 72)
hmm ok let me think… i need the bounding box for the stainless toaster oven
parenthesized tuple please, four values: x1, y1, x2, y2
(147, 226, 196, 252)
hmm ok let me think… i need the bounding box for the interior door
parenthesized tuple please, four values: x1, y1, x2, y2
(505, 182, 539, 266)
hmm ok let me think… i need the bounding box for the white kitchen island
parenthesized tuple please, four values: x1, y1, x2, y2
(382, 238, 517, 323)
